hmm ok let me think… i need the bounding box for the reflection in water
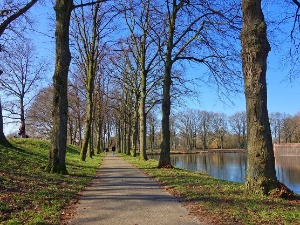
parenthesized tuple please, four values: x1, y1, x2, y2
(150, 153, 300, 194)
(276, 156, 300, 195)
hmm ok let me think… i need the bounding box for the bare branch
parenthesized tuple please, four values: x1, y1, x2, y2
(0, 0, 38, 37)
(73, 0, 110, 10)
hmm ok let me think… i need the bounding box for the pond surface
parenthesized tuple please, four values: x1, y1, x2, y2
(150, 153, 300, 194)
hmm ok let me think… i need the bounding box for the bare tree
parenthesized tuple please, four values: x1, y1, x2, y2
(0, 41, 47, 137)
(177, 109, 197, 150)
(241, 0, 278, 195)
(156, 0, 241, 168)
(70, 2, 114, 161)
(269, 112, 283, 144)
(120, 0, 161, 160)
(229, 111, 247, 148)
(26, 86, 53, 139)
(197, 110, 212, 150)
(0, 0, 39, 145)
(211, 113, 228, 149)
(46, 0, 107, 174)
(110, 47, 140, 156)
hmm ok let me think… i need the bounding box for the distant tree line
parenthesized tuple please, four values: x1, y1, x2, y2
(24, 86, 300, 151)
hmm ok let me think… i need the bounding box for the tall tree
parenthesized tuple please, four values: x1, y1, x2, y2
(157, 0, 241, 167)
(46, 0, 106, 174)
(46, 0, 73, 174)
(240, 0, 278, 195)
(0, 0, 38, 145)
(121, 0, 161, 160)
(71, 3, 102, 161)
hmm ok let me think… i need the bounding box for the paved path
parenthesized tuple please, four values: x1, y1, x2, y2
(68, 155, 205, 225)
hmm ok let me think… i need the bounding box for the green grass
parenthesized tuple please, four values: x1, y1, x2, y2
(122, 154, 300, 225)
(0, 138, 102, 224)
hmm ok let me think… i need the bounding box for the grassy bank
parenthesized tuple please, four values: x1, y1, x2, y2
(0, 138, 102, 224)
(123, 154, 300, 225)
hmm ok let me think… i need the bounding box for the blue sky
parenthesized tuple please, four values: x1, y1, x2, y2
(30, 2, 300, 116)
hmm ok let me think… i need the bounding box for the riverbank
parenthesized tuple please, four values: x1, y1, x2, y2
(123, 154, 300, 225)
(148, 148, 247, 155)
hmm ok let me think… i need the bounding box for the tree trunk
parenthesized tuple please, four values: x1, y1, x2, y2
(241, 0, 277, 195)
(80, 87, 93, 161)
(139, 71, 148, 160)
(131, 106, 138, 157)
(46, 0, 73, 174)
(159, 62, 172, 168)
(20, 95, 26, 138)
(126, 111, 132, 156)
(0, 101, 10, 146)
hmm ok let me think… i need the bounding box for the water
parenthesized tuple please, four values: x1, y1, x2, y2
(150, 153, 300, 194)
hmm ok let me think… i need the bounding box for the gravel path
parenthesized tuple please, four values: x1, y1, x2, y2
(68, 155, 206, 225)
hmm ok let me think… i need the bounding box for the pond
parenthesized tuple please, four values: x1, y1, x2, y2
(150, 153, 300, 195)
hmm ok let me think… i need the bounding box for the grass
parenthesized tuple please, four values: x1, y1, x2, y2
(0, 138, 102, 225)
(122, 154, 300, 225)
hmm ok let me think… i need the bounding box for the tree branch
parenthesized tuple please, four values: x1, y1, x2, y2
(0, 0, 38, 37)
(292, 0, 300, 8)
(73, 0, 110, 10)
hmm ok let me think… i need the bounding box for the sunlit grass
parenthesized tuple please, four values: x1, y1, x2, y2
(0, 138, 102, 224)
(123, 154, 300, 225)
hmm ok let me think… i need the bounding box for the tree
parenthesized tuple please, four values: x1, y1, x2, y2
(177, 110, 197, 150)
(71, 3, 111, 161)
(211, 113, 228, 149)
(110, 48, 139, 155)
(156, 0, 241, 167)
(0, 0, 39, 145)
(229, 112, 247, 148)
(26, 86, 53, 139)
(197, 110, 212, 150)
(0, 41, 46, 138)
(68, 75, 86, 146)
(46, 0, 73, 174)
(120, 0, 161, 160)
(241, 0, 278, 195)
(46, 0, 106, 174)
(269, 112, 283, 144)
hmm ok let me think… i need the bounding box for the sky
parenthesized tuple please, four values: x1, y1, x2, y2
(3, 1, 300, 134)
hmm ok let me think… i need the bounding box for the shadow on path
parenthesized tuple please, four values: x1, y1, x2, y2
(67, 155, 206, 225)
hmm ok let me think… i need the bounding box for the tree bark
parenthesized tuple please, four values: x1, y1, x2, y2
(159, 60, 172, 168)
(139, 72, 148, 160)
(81, 88, 93, 161)
(241, 0, 277, 195)
(46, 0, 73, 174)
(0, 101, 10, 146)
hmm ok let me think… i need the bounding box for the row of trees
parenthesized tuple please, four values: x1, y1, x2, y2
(24, 87, 300, 151)
(1, 0, 300, 196)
